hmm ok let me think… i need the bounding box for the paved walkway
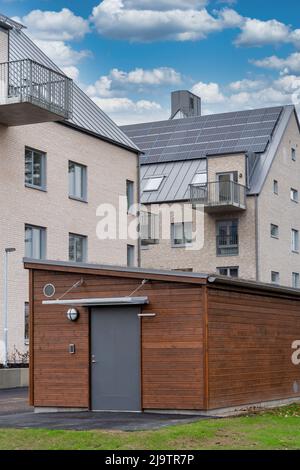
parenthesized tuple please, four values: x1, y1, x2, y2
(0, 388, 207, 431)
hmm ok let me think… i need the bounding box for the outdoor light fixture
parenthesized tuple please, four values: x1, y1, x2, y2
(67, 307, 79, 322)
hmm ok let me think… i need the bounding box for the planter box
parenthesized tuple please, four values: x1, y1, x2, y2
(0, 368, 29, 389)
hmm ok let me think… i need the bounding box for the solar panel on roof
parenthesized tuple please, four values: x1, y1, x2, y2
(121, 106, 283, 164)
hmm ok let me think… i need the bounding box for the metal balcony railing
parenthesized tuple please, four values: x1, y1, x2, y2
(140, 211, 159, 245)
(190, 181, 246, 211)
(217, 234, 239, 256)
(0, 59, 73, 119)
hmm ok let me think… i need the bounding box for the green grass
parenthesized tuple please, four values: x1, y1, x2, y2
(1, 405, 300, 450)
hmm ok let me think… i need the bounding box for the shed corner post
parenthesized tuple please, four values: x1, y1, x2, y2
(29, 268, 34, 406)
(202, 284, 209, 410)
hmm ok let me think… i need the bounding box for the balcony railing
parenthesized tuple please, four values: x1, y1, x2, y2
(0, 59, 73, 123)
(190, 181, 246, 212)
(140, 211, 159, 245)
(217, 234, 239, 256)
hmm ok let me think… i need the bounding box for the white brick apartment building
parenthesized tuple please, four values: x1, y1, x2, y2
(0, 15, 140, 363)
(122, 91, 300, 288)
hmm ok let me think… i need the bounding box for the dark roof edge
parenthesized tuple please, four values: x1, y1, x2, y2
(58, 121, 142, 155)
(208, 275, 300, 297)
(24, 258, 300, 297)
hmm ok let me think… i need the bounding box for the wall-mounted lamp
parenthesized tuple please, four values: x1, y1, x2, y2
(67, 307, 79, 322)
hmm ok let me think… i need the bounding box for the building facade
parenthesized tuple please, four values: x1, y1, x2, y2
(122, 92, 300, 288)
(0, 15, 140, 363)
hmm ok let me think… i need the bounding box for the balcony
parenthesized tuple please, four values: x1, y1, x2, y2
(190, 181, 246, 213)
(0, 59, 73, 126)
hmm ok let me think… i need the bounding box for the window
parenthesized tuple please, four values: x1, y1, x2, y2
(68, 161, 87, 201)
(126, 180, 134, 212)
(217, 267, 239, 278)
(273, 180, 278, 195)
(270, 224, 279, 238)
(69, 233, 87, 262)
(144, 176, 164, 192)
(25, 225, 46, 259)
(140, 211, 159, 245)
(24, 302, 29, 344)
(292, 148, 296, 161)
(171, 222, 193, 247)
(216, 220, 238, 256)
(271, 271, 280, 285)
(292, 272, 300, 289)
(127, 244, 135, 267)
(191, 172, 207, 186)
(292, 229, 299, 252)
(291, 188, 299, 203)
(25, 148, 46, 190)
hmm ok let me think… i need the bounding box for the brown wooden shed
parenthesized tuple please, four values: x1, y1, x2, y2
(25, 259, 300, 415)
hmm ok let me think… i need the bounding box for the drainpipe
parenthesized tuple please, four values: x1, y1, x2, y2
(3, 247, 16, 368)
(137, 153, 142, 268)
(255, 195, 260, 282)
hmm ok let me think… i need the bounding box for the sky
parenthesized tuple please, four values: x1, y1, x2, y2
(1, 0, 300, 124)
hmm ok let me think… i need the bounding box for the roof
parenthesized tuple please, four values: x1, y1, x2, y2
(121, 106, 284, 165)
(24, 258, 300, 298)
(7, 26, 139, 154)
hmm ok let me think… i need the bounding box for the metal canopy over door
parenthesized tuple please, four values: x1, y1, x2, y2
(91, 306, 141, 412)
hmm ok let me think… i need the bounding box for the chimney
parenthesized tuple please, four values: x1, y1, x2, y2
(170, 90, 201, 119)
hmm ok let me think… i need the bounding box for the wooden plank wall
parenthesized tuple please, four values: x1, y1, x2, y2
(207, 287, 300, 409)
(32, 269, 204, 410)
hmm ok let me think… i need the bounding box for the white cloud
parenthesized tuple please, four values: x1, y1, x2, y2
(124, 1, 208, 10)
(274, 75, 300, 93)
(252, 53, 300, 74)
(192, 81, 225, 103)
(34, 40, 90, 68)
(92, 96, 166, 125)
(15, 8, 90, 41)
(229, 79, 265, 92)
(86, 66, 182, 97)
(91, 1, 242, 42)
(61, 66, 80, 81)
(235, 17, 300, 48)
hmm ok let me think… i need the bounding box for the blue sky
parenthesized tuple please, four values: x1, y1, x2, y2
(1, 0, 300, 124)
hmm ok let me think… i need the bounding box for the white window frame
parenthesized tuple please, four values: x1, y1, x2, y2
(271, 271, 280, 285)
(273, 180, 278, 195)
(68, 161, 87, 201)
(25, 147, 46, 191)
(217, 267, 239, 278)
(291, 188, 299, 203)
(126, 180, 134, 213)
(144, 176, 164, 192)
(25, 224, 46, 260)
(69, 233, 87, 263)
(171, 222, 193, 247)
(292, 229, 299, 253)
(191, 172, 207, 186)
(292, 272, 300, 289)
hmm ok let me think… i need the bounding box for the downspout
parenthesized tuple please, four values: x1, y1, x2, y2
(137, 152, 142, 268)
(255, 194, 260, 282)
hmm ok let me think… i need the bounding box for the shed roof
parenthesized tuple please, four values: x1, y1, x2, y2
(24, 258, 300, 298)
(7, 25, 139, 154)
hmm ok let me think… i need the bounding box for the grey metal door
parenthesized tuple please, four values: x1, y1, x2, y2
(91, 306, 141, 411)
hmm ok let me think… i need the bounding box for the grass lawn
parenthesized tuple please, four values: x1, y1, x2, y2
(0, 405, 300, 450)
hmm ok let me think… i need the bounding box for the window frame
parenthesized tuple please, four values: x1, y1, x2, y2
(270, 223, 279, 239)
(271, 271, 280, 285)
(291, 188, 299, 203)
(68, 160, 87, 202)
(24, 302, 29, 345)
(191, 172, 208, 186)
(292, 272, 300, 289)
(25, 224, 46, 260)
(127, 244, 135, 267)
(25, 147, 47, 191)
(126, 180, 134, 213)
(171, 222, 193, 248)
(292, 148, 296, 162)
(273, 180, 278, 195)
(217, 267, 239, 278)
(144, 176, 164, 192)
(291, 229, 299, 253)
(69, 233, 87, 263)
(216, 219, 239, 257)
